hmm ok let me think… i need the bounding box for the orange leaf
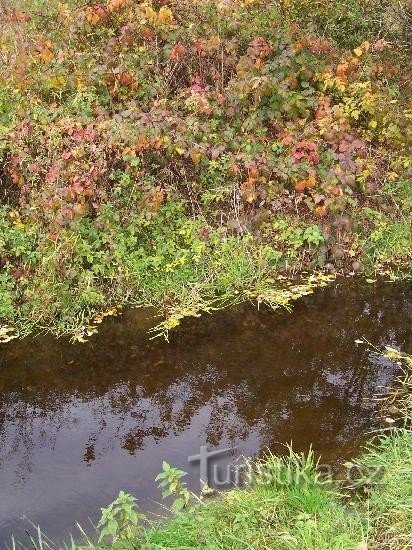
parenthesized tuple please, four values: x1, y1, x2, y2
(37, 41, 54, 64)
(170, 42, 186, 61)
(10, 9, 31, 23)
(120, 72, 133, 86)
(84, 4, 107, 25)
(294, 180, 306, 192)
(315, 205, 327, 217)
(106, 0, 127, 13)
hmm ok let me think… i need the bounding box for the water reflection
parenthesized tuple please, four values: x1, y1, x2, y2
(0, 280, 410, 545)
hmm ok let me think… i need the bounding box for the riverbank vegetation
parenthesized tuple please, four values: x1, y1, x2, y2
(15, 349, 412, 548)
(1, 0, 411, 341)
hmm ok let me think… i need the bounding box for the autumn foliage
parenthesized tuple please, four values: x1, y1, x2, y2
(0, 0, 411, 337)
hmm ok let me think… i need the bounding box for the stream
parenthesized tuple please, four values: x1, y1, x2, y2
(0, 280, 410, 545)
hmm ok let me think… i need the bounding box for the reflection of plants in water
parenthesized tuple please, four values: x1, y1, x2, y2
(0, 283, 410, 484)
(0, 366, 250, 479)
(0, 396, 76, 485)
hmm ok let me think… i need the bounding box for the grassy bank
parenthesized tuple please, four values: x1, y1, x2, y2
(1, 0, 411, 341)
(16, 349, 411, 549)
(144, 434, 412, 549)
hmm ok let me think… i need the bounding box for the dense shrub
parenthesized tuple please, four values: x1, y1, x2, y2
(0, 0, 411, 338)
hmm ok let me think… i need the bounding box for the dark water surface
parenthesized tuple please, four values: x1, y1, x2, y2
(0, 281, 410, 545)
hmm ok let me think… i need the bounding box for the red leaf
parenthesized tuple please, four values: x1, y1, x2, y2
(46, 164, 60, 184)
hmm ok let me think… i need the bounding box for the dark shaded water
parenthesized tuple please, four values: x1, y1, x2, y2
(0, 281, 411, 545)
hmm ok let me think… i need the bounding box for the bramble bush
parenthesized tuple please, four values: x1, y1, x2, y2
(0, 0, 411, 338)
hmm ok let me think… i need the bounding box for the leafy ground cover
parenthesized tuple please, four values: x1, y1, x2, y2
(0, 0, 411, 340)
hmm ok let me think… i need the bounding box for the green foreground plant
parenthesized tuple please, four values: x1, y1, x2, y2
(155, 462, 191, 514)
(96, 491, 146, 544)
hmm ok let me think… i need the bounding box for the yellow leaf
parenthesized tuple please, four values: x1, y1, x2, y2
(353, 47, 363, 57)
(368, 120, 378, 129)
(144, 5, 175, 26)
(191, 152, 201, 164)
(143, 6, 157, 23)
(246, 190, 257, 203)
(361, 40, 370, 52)
(175, 146, 185, 155)
(73, 334, 88, 343)
(48, 75, 66, 88)
(157, 6, 175, 25)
